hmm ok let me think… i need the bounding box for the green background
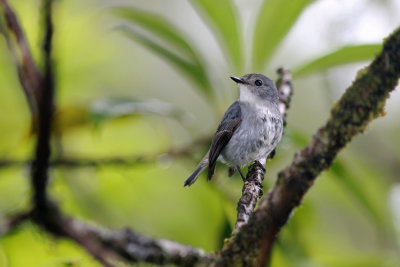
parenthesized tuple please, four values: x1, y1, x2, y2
(0, 0, 399, 266)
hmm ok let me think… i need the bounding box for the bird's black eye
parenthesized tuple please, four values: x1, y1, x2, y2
(255, 80, 262, 86)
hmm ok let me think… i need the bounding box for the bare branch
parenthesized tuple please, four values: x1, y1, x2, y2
(0, 0, 42, 118)
(98, 226, 208, 265)
(5, 2, 208, 265)
(3, 0, 398, 266)
(0, 212, 30, 237)
(2, 211, 207, 266)
(233, 68, 294, 233)
(30, 0, 54, 213)
(0, 134, 210, 170)
(218, 27, 400, 266)
(276, 67, 293, 127)
(28, 2, 118, 267)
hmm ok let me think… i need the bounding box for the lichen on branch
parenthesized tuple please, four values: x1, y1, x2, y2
(1, 0, 400, 265)
(218, 26, 400, 267)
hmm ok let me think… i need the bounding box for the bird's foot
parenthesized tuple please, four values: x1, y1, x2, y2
(236, 166, 246, 182)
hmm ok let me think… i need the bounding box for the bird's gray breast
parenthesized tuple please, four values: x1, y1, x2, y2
(220, 101, 283, 167)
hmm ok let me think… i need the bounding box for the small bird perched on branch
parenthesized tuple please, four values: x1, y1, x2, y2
(184, 73, 283, 186)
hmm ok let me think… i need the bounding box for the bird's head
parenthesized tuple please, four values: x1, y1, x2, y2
(230, 73, 279, 104)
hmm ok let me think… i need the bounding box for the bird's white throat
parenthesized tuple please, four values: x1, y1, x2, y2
(239, 85, 263, 105)
(238, 84, 278, 114)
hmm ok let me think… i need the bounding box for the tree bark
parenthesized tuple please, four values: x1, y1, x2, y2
(0, 0, 399, 265)
(216, 26, 400, 267)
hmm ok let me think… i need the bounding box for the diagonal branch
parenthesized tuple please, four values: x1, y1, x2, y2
(218, 26, 400, 266)
(96, 225, 208, 265)
(3, 0, 399, 266)
(0, 212, 30, 237)
(0, 0, 42, 118)
(234, 67, 293, 233)
(1, 213, 208, 266)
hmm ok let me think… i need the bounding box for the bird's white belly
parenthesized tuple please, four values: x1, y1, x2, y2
(219, 105, 281, 167)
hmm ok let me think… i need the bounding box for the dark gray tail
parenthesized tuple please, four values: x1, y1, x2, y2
(184, 156, 209, 187)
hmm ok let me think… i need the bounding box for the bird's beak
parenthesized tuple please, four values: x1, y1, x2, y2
(230, 76, 245, 84)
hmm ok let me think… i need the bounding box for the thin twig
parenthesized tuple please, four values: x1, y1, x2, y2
(219, 27, 400, 266)
(276, 67, 293, 127)
(0, 212, 30, 237)
(233, 68, 293, 233)
(0, 0, 42, 119)
(0, 134, 210, 170)
(3, 0, 398, 266)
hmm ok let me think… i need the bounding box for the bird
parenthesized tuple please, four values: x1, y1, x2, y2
(184, 73, 283, 187)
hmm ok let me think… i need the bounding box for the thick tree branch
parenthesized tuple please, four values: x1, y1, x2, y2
(234, 68, 293, 233)
(3, 0, 399, 266)
(1, 212, 208, 266)
(218, 27, 400, 266)
(97, 226, 208, 265)
(30, 0, 54, 212)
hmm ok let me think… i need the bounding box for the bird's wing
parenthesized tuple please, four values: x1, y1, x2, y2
(208, 101, 242, 180)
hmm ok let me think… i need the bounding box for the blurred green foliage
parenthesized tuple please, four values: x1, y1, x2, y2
(0, 0, 399, 267)
(252, 0, 313, 70)
(114, 7, 213, 98)
(189, 0, 243, 70)
(293, 44, 383, 77)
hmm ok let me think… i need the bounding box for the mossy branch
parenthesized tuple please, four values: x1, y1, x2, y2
(217, 27, 400, 266)
(1, 0, 399, 265)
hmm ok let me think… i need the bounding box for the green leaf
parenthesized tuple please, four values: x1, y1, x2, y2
(190, 0, 242, 70)
(253, 0, 313, 70)
(114, 8, 198, 62)
(118, 26, 212, 96)
(113, 8, 212, 97)
(293, 44, 382, 77)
